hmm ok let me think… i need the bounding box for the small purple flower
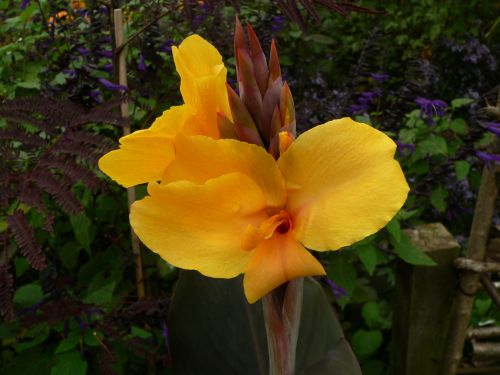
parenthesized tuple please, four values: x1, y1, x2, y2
(98, 50, 113, 58)
(476, 151, 500, 163)
(486, 122, 500, 136)
(271, 16, 286, 33)
(100, 63, 114, 73)
(161, 319, 170, 353)
(97, 78, 127, 92)
(20, 0, 30, 10)
(63, 69, 77, 78)
(415, 97, 448, 125)
(138, 53, 147, 72)
(75, 315, 89, 331)
(90, 90, 103, 103)
(370, 72, 389, 84)
(160, 40, 175, 53)
(322, 277, 348, 300)
(76, 47, 91, 56)
(396, 140, 415, 151)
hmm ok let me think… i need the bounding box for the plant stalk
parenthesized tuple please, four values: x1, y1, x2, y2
(262, 278, 303, 375)
(113, 9, 145, 300)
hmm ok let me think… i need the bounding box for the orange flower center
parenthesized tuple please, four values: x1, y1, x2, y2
(241, 210, 293, 251)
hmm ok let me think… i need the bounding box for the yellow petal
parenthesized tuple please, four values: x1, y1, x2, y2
(98, 105, 189, 188)
(243, 232, 326, 303)
(172, 34, 231, 137)
(278, 118, 409, 251)
(163, 135, 287, 208)
(130, 173, 269, 278)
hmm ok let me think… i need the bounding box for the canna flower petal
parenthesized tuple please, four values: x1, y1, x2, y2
(243, 231, 326, 303)
(98, 105, 190, 188)
(278, 118, 409, 251)
(130, 173, 269, 278)
(163, 134, 286, 208)
(172, 35, 231, 138)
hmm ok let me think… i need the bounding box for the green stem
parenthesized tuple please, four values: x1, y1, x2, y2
(262, 278, 304, 375)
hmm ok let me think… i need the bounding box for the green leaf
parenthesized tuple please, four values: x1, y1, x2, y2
(419, 135, 448, 156)
(128, 326, 152, 339)
(83, 282, 116, 305)
(70, 213, 93, 253)
(50, 72, 66, 86)
(451, 98, 474, 108)
(50, 351, 87, 375)
(361, 302, 381, 330)
(430, 185, 448, 213)
(16, 324, 50, 352)
(385, 218, 401, 242)
(449, 118, 468, 134)
(474, 297, 492, 317)
(455, 160, 470, 180)
(327, 252, 357, 298)
(55, 332, 80, 354)
(351, 329, 383, 358)
(13, 284, 43, 307)
(356, 244, 378, 276)
(1, 347, 52, 375)
(169, 271, 361, 375)
(392, 233, 437, 266)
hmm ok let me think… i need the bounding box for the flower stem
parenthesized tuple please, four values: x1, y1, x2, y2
(262, 278, 303, 375)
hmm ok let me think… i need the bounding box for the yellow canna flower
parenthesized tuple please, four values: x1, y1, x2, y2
(98, 35, 231, 188)
(129, 118, 409, 303)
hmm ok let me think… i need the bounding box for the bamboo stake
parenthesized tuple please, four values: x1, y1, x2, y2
(113, 9, 145, 299)
(441, 160, 498, 374)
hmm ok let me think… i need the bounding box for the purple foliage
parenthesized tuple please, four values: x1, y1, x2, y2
(486, 122, 500, 136)
(20, 0, 30, 10)
(476, 151, 500, 163)
(322, 277, 348, 300)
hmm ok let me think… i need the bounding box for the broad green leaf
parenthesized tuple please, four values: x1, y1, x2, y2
(475, 297, 492, 317)
(169, 271, 361, 375)
(449, 118, 468, 134)
(16, 324, 49, 352)
(430, 186, 448, 213)
(386, 218, 401, 242)
(451, 98, 474, 108)
(351, 329, 383, 358)
(70, 213, 93, 253)
(128, 326, 152, 339)
(419, 135, 448, 156)
(392, 234, 437, 266)
(55, 332, 80, 354)
(356, 244, 379, 276)
(328, 252, 357, 298)
(13, 283, 43, 307)
(83, 282, 116, 305)
(50, 351, 87, 375)
(455, 160, 470, 180)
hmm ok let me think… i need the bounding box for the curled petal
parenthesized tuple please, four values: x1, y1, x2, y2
(98, 106, 189, 188)
(243, 232, 326, 303)
(130, 173, 269, 278)
(163, 135, 286, 209)
(278, 118, 409, 251)
(172, 35, 231, 136)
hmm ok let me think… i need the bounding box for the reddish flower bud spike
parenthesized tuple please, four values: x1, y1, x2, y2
(234, 17, 247, 81)
(270, 104, 282, 141)
(226, 82, 261, 141)
(268, 39, 282, 86)
(237, 48, 263, 129)
(246, 23, 269, 96)
(234, 122, 265, 147)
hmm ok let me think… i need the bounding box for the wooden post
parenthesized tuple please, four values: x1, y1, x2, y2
(113, 9, 145, 299)
(390, 222, 460, 375)
(441, 161, 499, 374)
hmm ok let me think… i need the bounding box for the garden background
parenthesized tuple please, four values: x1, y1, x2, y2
(0, 0, 499, 374)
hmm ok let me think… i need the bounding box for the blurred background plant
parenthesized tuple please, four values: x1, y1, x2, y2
(0, 0, 498, 374)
